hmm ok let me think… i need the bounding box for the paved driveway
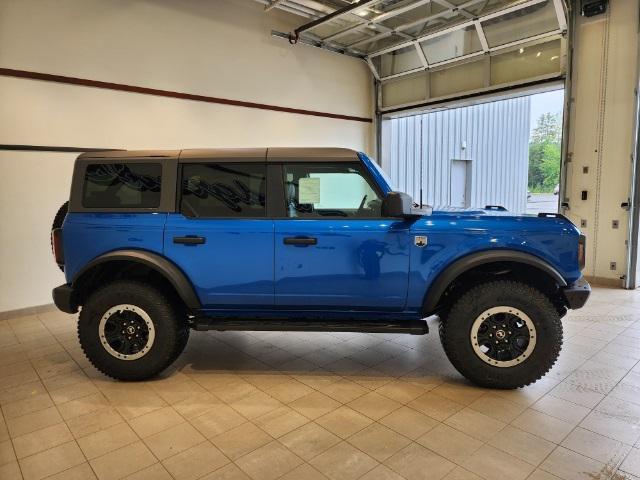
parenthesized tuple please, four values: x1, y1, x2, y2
(527, 193, 559, 214)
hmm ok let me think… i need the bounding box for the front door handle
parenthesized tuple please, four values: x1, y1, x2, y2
(283, 236, 317, 246)
(173, 236, 206, 245)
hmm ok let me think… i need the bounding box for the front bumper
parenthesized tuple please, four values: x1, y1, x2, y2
(561, 276, 591, 310)
(52, 284, 78, 314)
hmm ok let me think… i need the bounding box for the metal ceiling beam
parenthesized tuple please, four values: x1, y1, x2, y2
(294, 0, 386, 35)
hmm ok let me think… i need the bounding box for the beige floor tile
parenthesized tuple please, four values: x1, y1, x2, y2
(0, 381, 47, 405)
(379, 406, 438, 440)
(531, 394, 591, 425)
(279, 422, 341, 461)
(236, 440, 303, 480)
(13, 422, 74, 459)
(265, 380, 313, 404)
(127, 406, 184, 438)
(468, 393, 526, 423)
(580, 410, 640, 445)
(432, 383, 487, 406)
(548, 382, 605, 409)
(417, 423, 483, 464)
(123, 463, 173, 480)
(0, 439, 15, 465)
(202, 462, 252, 479)
(0, 460, 22, 480)
(144, 421, 205, 460)
(310, 441, 378, 480)
(462, 444, 535, 480)
(19, 440, 85, 480)
(253, 406, 309, 438)
(65, 406, 124, 439)
(444, 407, 506, 442)
(279, 463, 327, 480)
(348, 392, 401, 421)
(289, 391, 342, 420)
(318, 379, 369, 404)
(374, 380, 427, 404)
(6, 406, 63, 438)
(47, 462, 97, 479)
(348, 423, 411, 462)
(230, 390, 283, 420)
(77, 422, 139, 459)
(90, 441, 157, 480)
(443, 466, 483, 480)
(541, 446, 607, 480)
(2, 392, 54, 419)
(49, 380, 99, 405)
(316, 406, 373, 439)
(212, 422, 272, 460)
(162, 441, 229, 480)
(408, 392, 465, 422)
(512, 409, 575, 443)
(385, 443, 455, 480)
(527, 468, 564, 480)
(190, 405, 247, 439)
(488, 425, 555, 466)
(562, 426, 631, 465)
(359, 464, 406, 480)
(57, 392, 110, 420)
(621, 447, 640, 477)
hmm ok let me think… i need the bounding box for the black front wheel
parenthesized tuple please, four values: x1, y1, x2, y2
(439, 280, 562, 389)
(78, 280, 189, 381)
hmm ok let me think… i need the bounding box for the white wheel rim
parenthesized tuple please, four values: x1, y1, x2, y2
(98, 304, 155, 361)
(470, 306, 537, 368)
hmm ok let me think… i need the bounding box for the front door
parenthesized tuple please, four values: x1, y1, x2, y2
(164, 162, 274, 308)
(450, 159, 469, 207)
(274, 162, 411, 311)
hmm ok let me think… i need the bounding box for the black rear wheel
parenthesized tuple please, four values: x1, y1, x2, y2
(439, 280, 562, 389)
(78, 280, 189, 380)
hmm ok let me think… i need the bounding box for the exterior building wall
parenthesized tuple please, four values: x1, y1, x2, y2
(381, 96, 531, 213)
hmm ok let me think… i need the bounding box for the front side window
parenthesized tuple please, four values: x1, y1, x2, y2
(181, 163, 266, 218)
(283, 163, 383, 218)
(83, 163, 161, 208)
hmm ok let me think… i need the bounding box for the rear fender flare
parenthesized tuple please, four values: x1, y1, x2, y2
(72, 250, 201, 310)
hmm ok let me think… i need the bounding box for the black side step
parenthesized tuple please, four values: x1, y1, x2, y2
(192, 318, 429, 335)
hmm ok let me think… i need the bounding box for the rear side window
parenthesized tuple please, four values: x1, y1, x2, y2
(83, 163, 161, 208)
(181, 163, 267, 218)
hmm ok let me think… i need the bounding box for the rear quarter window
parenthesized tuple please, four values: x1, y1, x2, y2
(82, 163, 162, 208)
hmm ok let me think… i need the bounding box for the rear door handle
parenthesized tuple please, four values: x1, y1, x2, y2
(283, 236, 317, 246)
(173, 236, 206, 245)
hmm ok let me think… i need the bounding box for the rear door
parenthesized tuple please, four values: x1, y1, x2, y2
(274, 161, 411, 311)
(164, 160, 274, 308)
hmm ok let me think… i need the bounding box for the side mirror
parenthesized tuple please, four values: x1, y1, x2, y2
(382, 191, 414, 218)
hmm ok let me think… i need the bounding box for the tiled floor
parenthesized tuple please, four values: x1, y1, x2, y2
(1, 287, 640, 480)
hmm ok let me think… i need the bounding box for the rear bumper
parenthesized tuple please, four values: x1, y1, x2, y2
(52, 284, 78, 314)
(561, 276, 591, 310)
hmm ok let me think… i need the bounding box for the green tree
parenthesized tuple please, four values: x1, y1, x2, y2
(528, 113, 561, 193)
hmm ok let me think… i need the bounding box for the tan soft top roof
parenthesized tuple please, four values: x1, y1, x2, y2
(79, 147, 360, 162)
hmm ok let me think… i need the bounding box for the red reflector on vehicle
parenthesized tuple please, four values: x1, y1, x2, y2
(52, 228, 64, 266)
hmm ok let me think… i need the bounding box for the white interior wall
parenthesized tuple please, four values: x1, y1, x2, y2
(0, 0, 373, 312)
(564, 0, 639, 285)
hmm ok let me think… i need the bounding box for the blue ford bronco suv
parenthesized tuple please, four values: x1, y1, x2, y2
(51, 148, 590, 388)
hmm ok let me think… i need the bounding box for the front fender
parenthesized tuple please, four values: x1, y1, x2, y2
(421, 249, 567, 315)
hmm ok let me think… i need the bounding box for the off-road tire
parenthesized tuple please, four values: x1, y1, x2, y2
(78, 280, 189, 380)
(439, 280, 562, 389)
(51, 201, 69, 271)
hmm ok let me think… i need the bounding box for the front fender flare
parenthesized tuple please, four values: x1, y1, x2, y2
(72, 250, 201, 310)
(422, 250, 567, 315)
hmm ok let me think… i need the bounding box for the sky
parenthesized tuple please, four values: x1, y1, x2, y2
(529, 89, 565, 136)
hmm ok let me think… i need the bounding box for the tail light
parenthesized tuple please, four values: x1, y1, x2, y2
(51, 228, 64, 268)
(578, 234, 586, 271)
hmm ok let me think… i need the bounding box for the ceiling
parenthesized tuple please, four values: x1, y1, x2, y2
(256, 0, 567, 82)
